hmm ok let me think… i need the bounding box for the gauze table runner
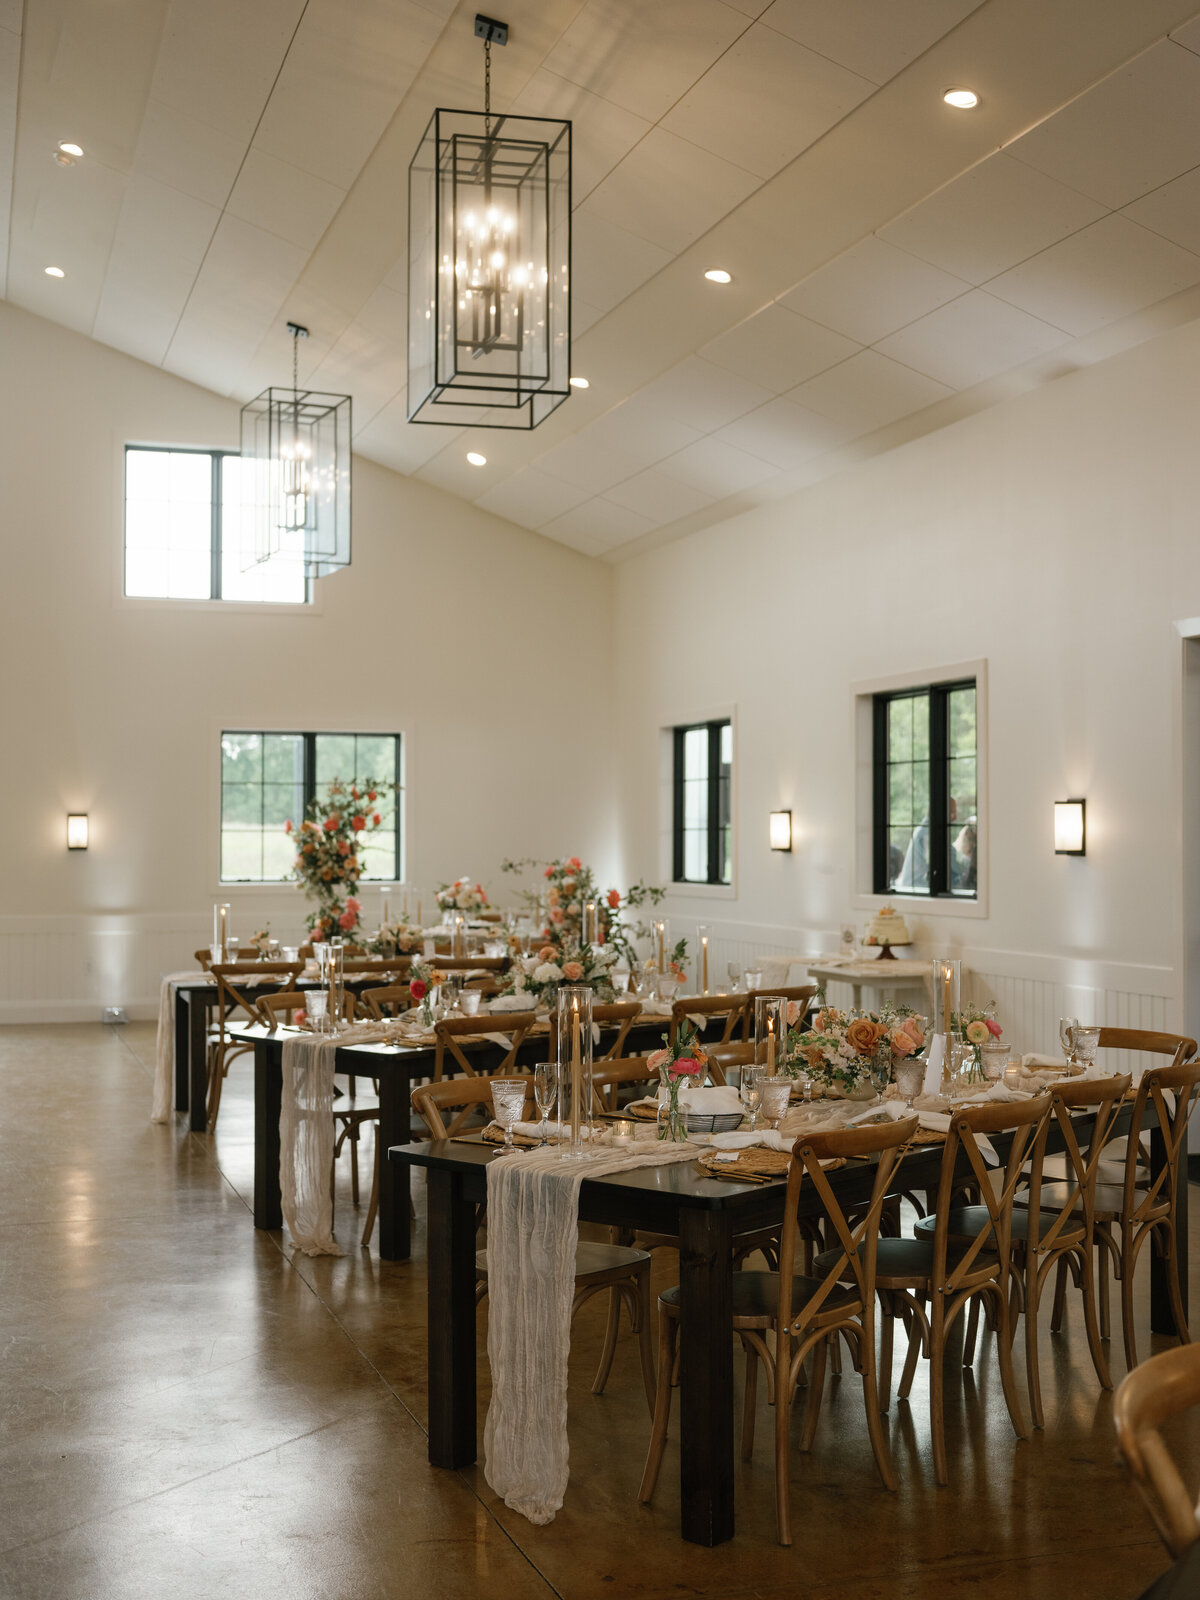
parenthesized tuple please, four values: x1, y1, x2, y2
(483, 1139, 703, 1524)
(151, 972, 210, 1124)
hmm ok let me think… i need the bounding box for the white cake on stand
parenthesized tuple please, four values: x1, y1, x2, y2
(862, 905, 911, 959)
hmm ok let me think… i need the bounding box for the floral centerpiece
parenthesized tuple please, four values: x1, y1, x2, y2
(286, 778, 398, 942)
(366, 920, 423, 959)
(247, 927, 273, 957)
(647, 1021, 708, 1142)
(643, 936, 690, 987)
(952, 1003, 1003, 1083)
(408, 959, 447, 1027)
(785, 1001, 926, 1096)
(501, 856, 665, 968)
(500, 938, 619, 1007)
(435, 878, 489, 916)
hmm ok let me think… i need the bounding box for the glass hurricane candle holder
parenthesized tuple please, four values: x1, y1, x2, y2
(754, 995, 786, 1076)
(932, 957, 961, 1043)
(556, 985, 594, 1157)
(323, 941, 345, 1030)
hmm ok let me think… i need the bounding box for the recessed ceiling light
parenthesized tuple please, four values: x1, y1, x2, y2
(569, 376, 589, 389)
(58, 142, 84, 157)
(44, 265, 65, 278)
(704, 269, 732, 284)
(466, 451, 487, 466)
(943, 88, 979, 109)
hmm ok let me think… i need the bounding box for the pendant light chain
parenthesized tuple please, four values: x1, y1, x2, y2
(484, 35, 492, 138)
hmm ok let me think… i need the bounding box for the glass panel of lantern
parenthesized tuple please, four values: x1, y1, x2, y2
(238, 386, 352, 578)
(407, 108, 571, 430)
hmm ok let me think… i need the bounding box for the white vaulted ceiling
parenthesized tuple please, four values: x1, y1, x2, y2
(8, 0, 1200, 558)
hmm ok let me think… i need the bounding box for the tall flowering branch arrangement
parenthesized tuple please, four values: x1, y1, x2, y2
(500, 856, 666, 966)
(286, 777, 398, 942)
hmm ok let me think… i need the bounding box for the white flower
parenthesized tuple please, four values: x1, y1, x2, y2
(533, 962, 563, 984)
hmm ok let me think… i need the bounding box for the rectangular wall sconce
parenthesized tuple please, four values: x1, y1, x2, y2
(1054, 799, 1086, 856)
(66, 813, 89, 850)
(769, 809, 792, 852)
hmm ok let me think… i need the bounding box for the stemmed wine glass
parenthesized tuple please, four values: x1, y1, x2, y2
(533, 1060, 556, 1144)
(490, 1078, 528, 1152)
(739, 1065, 763, 1131)
(727, 961, 743, 992)
(1059, 1015, 1079, 1069)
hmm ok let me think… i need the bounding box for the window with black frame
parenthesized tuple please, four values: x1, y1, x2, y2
(873, 680, 976, 898)
(220, 731, 402, 883)
(672, 719, 732, 886)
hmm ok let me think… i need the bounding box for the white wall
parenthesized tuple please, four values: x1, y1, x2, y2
(0, 302, 616, 1019)
(613, 312, 1200, 1055)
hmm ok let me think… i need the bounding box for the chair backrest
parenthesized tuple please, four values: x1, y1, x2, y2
(256, 991, 307, 1031)
(546, 1002, 642, 1063)
(929, 1096, 1054, 1295)
(1023, 1074, 1132, 1255)
(777, 1115, 919, 1349)
(210, 962, 303, 1038)
(341, 957, 412, 977)
(359, 984, 413, 1020)
(669, 993, 751, 1047)
(431, 956, 510, 973)
(590, 1056, 659, 1114)
(1115, 1343, 1200, 1558)
(1118, 1056, 1200, 1225)
(412, 1072, 535, 1140)
(736, 983, 818, 1039)
(193, 948, 213, 972)
(432, 1012, 536, 1081)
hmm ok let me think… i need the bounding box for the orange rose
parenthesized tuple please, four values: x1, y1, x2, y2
(846, 1018, 884, 1055)
(562, 961, 584, 981)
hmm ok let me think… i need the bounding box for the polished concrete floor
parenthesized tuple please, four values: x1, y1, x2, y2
(0, 1022, 1195, 1598)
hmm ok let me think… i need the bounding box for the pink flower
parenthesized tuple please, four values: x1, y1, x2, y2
(346, 896, 361, 913)
(538, 945, 557, 963)
(284, 820, 293, 834)
(568, 856, 582, 871)
(647, 1049, 671, 1072)
(409, 978, 427, 1001)
(562, 878, 576, 894)
(351, 814, 366, 831)
(786, 1000, 802, 1026)
(890, 1027, 916, 1058)
(367, 790, 377, 802)
(323, 816, 339, 832)
(294, 1010, 307, 1027)
(372, 813, 381, 826)
(985, 1018, 1003, 1038)
(338, 907, 358, 931)
(562, 961, 584, 981)
(670, 1056, 704, 1077)
(544, 866, 554, 878)
(901, 1017, 925, 1049)
(550, 907, 565, 923)
(337, 840, 350, 856)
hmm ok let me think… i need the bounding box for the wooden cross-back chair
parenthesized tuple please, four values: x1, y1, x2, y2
(206, 961, 302, 1132)
(411, 1072, 535, 1141)
(1039, 1035, 1199, 1372)
(358, 984, 413, 1020)
(640, 1115, 918, 1544)
(193, 948, 213, 972)
(546, 1002, 643, 1066)
(431, 1012, 536, 1081)
(590, 1056, 657, 1116)
(832, 1095, 1053, 1486)
(1115, 1342, 1200, 1560)
(927, 1074, 1131, 1428)
(669, 992, 751, 1050)
(428, 956, 510, 974)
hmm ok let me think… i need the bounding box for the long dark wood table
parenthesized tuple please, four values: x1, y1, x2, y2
(231, 1017, 669, 1261)
(390, 1101, 1188, 1547)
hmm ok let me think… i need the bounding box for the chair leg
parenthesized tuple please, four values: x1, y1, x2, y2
(993, 1283, 1029, 1444)
(879, 1298, 894, 1412)
(591, 1287, 622, 1398)
(774, 1330, 793, 1547)
(1025, 1261, 1044, 1431)
(1050, 1256, 1069, 1333)
(349, 1128, 360, 1207)
(1098, 1229, 1112, 1342)
(638, 1310, 677, 1504)
(635, 1270, 657, 1418)
(929, 1297, 948, 1487)
(1079, 1243, 1112, 1390)
(360, 1141, 380, 1250)
(741, 1340, 758, 1461)
(1164, 1221, 1191, 1349)
(898, 1299, 925, 1402)
(860, 1333, 897, 1493)
(963, 1295, 981, 1367)
(1120, 1224, 1139, 1372)
(799, 1337, 826, 1453)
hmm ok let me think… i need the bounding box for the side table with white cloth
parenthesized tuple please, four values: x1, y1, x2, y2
(805, 957, 933, 1012)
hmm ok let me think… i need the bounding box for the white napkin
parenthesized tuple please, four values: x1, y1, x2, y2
(953, 1082, 1033, 1105)
(1023, 1052, 1069, 1070)
(490, 995, 539, 1013)
(709, 1129, 791, 1153)
(922, 1035, 945, 1098)
(848, 1099, 999, 1165)
(507, 1120, 600, 1141)
(680, 1085, 742, 1115)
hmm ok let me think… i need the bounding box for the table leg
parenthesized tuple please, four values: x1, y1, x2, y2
(678, 1206, 735, 1546)
(173, 988, 189, 1112)
(1151, 1118, 1189, 1337)
(377, 1070, 412, 1261)
(187, 992, 208, 1133)
(253, 1038, 283, 1231)
(426, 1166, 478, 1468)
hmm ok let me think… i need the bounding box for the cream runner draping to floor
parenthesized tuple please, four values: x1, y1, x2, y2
(151, 972, 210, 1124)
(279, 1025, 394, 1257)
(483, 1139, 703, 1526)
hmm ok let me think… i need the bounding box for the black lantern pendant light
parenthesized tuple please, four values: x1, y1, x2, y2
(407, 14, 571, 429)
(239, 322, 352, 578)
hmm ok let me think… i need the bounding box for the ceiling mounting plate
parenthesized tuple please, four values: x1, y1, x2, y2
(475, 14, 508, 45)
